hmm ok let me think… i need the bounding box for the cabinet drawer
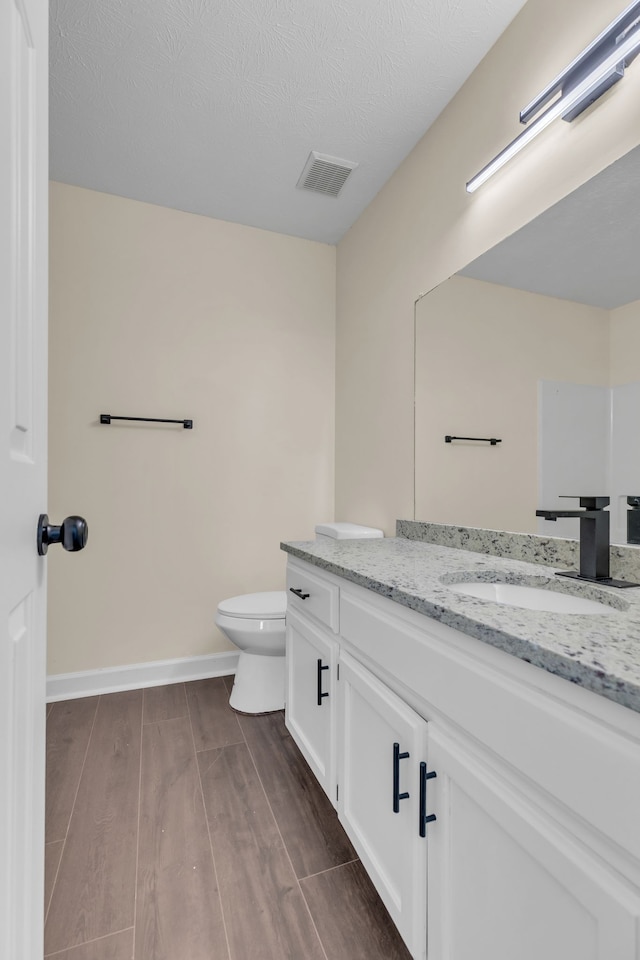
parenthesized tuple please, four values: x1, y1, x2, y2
(287, 560, 339, 632)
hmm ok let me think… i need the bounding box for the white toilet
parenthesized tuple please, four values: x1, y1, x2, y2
(216, 522, 384, 714)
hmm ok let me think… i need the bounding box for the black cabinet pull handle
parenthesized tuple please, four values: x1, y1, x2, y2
(317, 659, 329, 705)
(290, 587, 310, 600)
(393, 742, 410, 813)
(419, 761, 437, 836)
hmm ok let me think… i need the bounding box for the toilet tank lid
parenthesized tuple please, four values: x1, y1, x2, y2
(217, 591, 287, 619)
(315, 522, 384, 540)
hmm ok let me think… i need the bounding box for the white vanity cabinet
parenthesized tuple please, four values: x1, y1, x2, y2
(285, 608, 337, 800)
(285, 560, 339, 802)
(284, 555, 640, 960)
(427, 724, 639, 960)
(337, 651, 429, 959)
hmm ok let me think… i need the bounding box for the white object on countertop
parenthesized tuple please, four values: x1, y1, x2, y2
(315, 522, 384, 540)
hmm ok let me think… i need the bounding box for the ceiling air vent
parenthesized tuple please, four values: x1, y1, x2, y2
(297, 151, 358, 198)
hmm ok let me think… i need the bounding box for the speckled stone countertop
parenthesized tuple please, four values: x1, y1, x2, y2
(281, 536, 640, 714)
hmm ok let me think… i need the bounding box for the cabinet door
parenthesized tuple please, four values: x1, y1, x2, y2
(338, 651, 428, 960)
(285, 608, 337, 802)
(428, 723, 640, 960)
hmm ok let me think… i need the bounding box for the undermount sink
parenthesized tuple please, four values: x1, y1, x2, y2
(447, 581, 616, 615)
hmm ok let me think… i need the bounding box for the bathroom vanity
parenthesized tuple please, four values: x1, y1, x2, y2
(281, 530, 640, 960)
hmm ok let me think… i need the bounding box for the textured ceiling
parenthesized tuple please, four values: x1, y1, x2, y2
(50, 0, 527, 244)
(460, 144, 640, 310)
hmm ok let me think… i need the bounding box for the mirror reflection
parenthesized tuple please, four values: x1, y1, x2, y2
(415, 144, 640, 546)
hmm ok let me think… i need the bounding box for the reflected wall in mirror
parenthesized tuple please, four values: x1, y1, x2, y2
(415, 144, 640, 546)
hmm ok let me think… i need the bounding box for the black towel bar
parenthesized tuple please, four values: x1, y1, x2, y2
(100, 414, 193, 429)
(445, 435, 501, 445)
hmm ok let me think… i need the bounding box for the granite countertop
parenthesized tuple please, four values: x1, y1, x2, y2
(281, 536, 640, 714)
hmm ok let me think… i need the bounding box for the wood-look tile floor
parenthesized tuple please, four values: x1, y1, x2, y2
(45, 677, 411, 960)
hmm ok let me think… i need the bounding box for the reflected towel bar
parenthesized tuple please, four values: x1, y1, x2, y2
(445, 435, 501, 445)
(100, 414, 193, 429)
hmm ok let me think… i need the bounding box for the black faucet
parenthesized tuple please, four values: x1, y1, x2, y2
(536, 496, 638, 588)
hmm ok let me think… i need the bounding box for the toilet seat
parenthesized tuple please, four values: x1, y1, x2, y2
(217, 591, 286, 620)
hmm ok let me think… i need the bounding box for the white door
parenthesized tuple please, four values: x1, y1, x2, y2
(428, 723, 640, 960)
(285, 607, 338, 802)
(0, 0, 49, 958)
(338, 651, 428, 960)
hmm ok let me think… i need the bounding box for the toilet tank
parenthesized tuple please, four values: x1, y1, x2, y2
(314, 522, 384, 541)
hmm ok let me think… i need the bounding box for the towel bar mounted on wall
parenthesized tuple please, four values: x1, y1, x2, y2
(445, 435, 502, 445)
(100, 414, 193, 429)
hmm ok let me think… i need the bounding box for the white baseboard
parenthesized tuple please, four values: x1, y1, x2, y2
(46, 651, 239, 702)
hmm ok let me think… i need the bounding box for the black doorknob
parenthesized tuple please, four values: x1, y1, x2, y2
(37, 514, 88, 556)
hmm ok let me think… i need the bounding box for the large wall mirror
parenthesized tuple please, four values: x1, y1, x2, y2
(415, 144, 640, 546)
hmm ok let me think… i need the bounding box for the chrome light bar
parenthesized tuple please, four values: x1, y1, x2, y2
(520, 1, 640, 124)
(467, 2, 640, 193)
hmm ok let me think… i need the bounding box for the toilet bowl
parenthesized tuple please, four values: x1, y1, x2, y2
(217, 523, 384, 714)
(215, 591, 287, 714)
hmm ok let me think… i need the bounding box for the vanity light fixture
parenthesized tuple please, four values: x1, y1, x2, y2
(466, 1, 640, 193)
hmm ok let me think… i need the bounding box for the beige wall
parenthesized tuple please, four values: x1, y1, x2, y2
(414, 277, 609, 532)
(48, 183, 335, 674)
(610, 299, 640, 386)
(336, 0, 640, 534)
(50, 0, 640, 674)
